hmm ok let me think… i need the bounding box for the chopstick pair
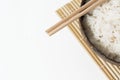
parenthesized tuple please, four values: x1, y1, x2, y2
(46, 0, 106, 36)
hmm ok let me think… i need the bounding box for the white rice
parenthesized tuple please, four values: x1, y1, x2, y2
(82, 0, 120, 62)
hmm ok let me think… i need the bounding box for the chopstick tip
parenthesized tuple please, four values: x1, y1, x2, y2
(45, 30, 53, 36)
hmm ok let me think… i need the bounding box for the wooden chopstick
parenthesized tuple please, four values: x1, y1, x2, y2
(46, 0, 96, 36)
(46, 0, 106, 36)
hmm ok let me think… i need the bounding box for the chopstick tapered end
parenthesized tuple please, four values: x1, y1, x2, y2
(45, 30, 53, 36)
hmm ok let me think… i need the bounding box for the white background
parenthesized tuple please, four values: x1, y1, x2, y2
(0, 0, 108, 80)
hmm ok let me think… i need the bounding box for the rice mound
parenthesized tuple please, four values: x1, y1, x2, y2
(82, 0, 120, 62)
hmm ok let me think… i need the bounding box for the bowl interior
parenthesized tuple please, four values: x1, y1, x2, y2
(79, 0, 120, 65)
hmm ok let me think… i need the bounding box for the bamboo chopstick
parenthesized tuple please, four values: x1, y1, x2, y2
(46, 0, 106, 36)
(46, 0, 96, 36)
